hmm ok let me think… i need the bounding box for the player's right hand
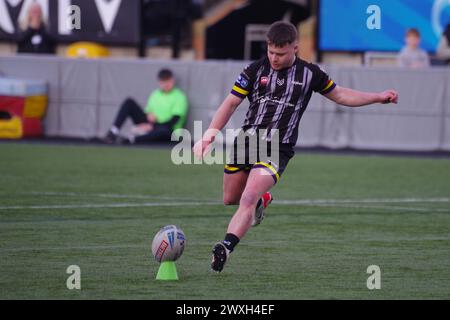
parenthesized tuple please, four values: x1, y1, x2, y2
(192, 139, 212, 160)
(380, 90, 398, 104)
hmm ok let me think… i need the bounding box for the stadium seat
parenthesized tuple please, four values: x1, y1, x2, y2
(0, 77, 48, 139)
(66, 42, 110, 58)
(0, 115, 22, 139)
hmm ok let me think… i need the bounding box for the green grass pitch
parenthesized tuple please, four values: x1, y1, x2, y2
(0, 142, 449, 299)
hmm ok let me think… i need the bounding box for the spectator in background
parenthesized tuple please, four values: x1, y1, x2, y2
(397, 28, 430, 68)
(17, 2, 55, 54)
(436, 24, 450, 65)
(104, 68, 188, 144)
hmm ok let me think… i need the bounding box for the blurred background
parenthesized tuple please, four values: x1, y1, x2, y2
(0, 0, 446, 63)
(0, 0, 449, 151)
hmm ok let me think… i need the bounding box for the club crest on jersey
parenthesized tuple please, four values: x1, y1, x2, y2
(276, 78, 285, 86)
(237, 75, 249, 88)
(260, 76, 269, 86)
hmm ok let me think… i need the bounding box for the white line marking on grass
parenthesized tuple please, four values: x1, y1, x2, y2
(0, 201, 221, 210)
(275, 198, 450, 205)
(0, 244, 147, 253)
(15, 191, 450, 204)
(305, 203, 450, 213)
(24, 192, 450, 204)
(0, 193, 449, 212)
(3, 237, 450, 253)
(24, 191, 197, 201)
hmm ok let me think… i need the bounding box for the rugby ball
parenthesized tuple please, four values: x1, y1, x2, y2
(152, 225, 186, 262)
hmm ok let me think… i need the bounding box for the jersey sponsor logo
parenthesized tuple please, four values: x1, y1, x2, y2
(237, 75, 249, 88)
(292, 81, 303, 86)
(260, 97, 295, 107)
(276, 78, 285, 86)
(260, 76, 269, 86)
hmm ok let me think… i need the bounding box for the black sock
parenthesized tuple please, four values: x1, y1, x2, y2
(223, 233, 240, 252)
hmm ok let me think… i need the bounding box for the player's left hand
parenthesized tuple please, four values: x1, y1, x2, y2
(380, 90, 398, 104)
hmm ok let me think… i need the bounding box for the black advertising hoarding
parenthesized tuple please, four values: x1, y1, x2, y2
(0, 0, 141, 46)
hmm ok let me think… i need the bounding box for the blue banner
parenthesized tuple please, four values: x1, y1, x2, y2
(319, 0, 450, 53)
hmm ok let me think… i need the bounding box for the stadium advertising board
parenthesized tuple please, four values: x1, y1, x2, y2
(0, 0, 141, 45)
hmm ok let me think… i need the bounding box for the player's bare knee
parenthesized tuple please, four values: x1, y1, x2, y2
(223, 192, 240, 205)
(239, 192, 259, 209)
(224, 200, 240, 206)
(223, 188, 242, 205)
(223, 196, 239, 206)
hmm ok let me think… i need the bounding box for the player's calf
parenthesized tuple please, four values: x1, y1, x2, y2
(252, 192, 273, 227)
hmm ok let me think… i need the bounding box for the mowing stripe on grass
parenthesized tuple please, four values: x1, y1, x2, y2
(0, 244, 147, 253)
(0, 201, 221, 210)
(24, 191, 196, 201)
(0, 198, 449, 213)
(307, 203, 450, 213)
(1, 192, 449, 213)
(19, 191, 450, 204)
(275, 198, 450, 205)
(2, 237, 450, 253)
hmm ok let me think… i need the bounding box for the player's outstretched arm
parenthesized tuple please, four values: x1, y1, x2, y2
(325, 85, 398, 107)
(193, 94, 243, 159)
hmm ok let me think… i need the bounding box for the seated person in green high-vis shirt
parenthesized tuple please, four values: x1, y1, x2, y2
(104, 68, 188, 144)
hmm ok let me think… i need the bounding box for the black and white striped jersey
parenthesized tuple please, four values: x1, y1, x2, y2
(231, 57, 336, 145)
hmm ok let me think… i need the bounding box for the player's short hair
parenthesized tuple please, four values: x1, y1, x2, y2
(266, 21, 298, 47)
(158, 69, 174, 80)
(406, 28, 420, 38)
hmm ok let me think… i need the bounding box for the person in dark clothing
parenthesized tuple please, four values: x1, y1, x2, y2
(436, 24, 450, 64)
(17, 2, 55, 54)
(194, 21, 398, 273)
